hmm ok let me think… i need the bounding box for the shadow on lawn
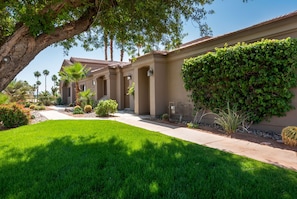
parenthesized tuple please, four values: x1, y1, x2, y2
(0, 135, 297, 198)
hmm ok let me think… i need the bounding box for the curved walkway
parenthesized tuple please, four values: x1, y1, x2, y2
(39, 107, 297, 171)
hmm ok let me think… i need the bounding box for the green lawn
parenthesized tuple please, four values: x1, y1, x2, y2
(0, 120, 296, 199)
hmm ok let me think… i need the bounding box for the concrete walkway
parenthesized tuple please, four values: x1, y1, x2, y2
(39, 108, 297, 171)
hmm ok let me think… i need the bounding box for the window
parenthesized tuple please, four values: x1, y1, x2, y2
(68, 87, 71, 97)
(80, 84, 86, 91)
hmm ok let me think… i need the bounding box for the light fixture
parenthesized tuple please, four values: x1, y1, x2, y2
(92, 80, 96, 85)
(147, 68, 153, 77)
(2, 56, 11, 63)
(127, 75, 132, 80)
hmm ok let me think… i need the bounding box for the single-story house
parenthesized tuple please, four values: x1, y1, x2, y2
(60, 11, 297, 132)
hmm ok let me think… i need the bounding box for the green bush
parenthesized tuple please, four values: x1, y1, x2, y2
(182, 38, 297, 123)
(0, 103, 30, 128)
(34, 105, 46, 110)
(73, 105, 83, 114)
(84, 105, 92, 113)
(281, 126, 297, 147)
(95, 99, 118, 117)
(0, 93, 9, 105)
(161, 113, 169, 121)
(39, 91, 53, 106)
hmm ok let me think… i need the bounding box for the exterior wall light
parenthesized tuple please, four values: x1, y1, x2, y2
(127, 75, 132, 80)
(2, 56, 11, 63)
(92, 80, 96, 85)
(147, 68, 153, 77)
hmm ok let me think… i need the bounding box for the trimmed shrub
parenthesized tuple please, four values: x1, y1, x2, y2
(281, 126, 297, 147)
(29, 104, 36, 110)
(182, 38, 297, 123)
(95, 99, 118, 117)
(0, 103, 30, 128)
(73, 105, 83, 114)
(161, 113, 169, 121)
(84, 105, 92, 113)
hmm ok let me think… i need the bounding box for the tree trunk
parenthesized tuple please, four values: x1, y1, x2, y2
(120, 47, 124, 62)
(110, 35, 114, 61)
(104, 32, 108, 61)
(0, 8, 97, 92)
(75, 81, 80, 106)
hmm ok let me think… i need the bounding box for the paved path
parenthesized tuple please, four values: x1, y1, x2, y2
(39, 108, 297, 171)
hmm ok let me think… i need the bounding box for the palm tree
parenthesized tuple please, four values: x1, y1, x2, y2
(43, 69, 50, 92)
(51, 74, 58, 96)
(34, 71, 41, 81)
(36, 80, 41, 102)
(59, 62, 90, 105)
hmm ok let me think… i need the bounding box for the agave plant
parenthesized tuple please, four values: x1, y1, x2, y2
(214, 102, 249, 135)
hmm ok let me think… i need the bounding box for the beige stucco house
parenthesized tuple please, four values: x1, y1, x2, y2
(60, 11, 297, 132)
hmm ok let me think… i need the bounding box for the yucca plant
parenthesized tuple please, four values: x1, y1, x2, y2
(214, 102, 248, 135)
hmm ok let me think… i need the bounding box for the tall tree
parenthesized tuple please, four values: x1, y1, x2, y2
(34, 71, 41, 81)
(0, 0, 214, 91)
(43, 69, 50, 92)
(51, 74, 58, 96)
(59, 62, 90, 105)
(36, 80, 41, 102)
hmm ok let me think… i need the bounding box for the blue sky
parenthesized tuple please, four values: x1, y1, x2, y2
(16, 0, 297, 92)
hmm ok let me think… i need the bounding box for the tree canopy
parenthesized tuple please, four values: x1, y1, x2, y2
(0, 0, 214, 91)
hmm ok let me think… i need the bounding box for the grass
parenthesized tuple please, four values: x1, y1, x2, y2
(0, 120, 297, 198)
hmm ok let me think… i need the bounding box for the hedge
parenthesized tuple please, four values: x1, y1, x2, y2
(182, 38, 297, 123)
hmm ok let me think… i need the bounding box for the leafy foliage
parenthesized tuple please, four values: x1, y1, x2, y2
(59, 62, 90, 106)
(4, 79, 33, 102)
(95, 99, 118, 117)
(0, 103, 30, 128)
(182, 38, 297, 123)
(281, 126, 297, 147)
(38, 91, 53, 106)
(79, 89, 95, 108)
(0, 93, 9, 105)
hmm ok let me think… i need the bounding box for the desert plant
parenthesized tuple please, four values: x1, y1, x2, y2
(0, 103, 30, 128)
(281, 126, 297, 147)
(84, 105, 92, 113)
(79, 89, 95, 108)
(161, 113, 169, 121)
(34, 105, 46, 110)
(73, 105, 83, 114)
(187, 122, 198, 129)
(95, 99, 118, 117)
(39, 91, 53, 106)
(29, 104, 36, 110)
(214, 103, 248, 135)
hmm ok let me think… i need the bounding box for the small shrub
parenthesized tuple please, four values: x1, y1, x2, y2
(0, 103, 30, 128)
(0, 93, 10, 105)
(73, 105, 83, 114)
(161, 113, 169, 121)
(56, 96, 63, 105)
(84, 105, 92, 113)
(214, 103, 248, 135)
(24, 102, 31, 108)
(95, 99, 118, 117)
(34, 105, 46, 110)
(29, 104, 36, 110)
(187, 122, 199, 129)
(281, 126, 297, 147)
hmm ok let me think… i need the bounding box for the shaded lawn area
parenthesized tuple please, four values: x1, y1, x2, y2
(0, 120, 296, 199)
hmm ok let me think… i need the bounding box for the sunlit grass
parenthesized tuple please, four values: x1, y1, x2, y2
(0, 120, 296, 198)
